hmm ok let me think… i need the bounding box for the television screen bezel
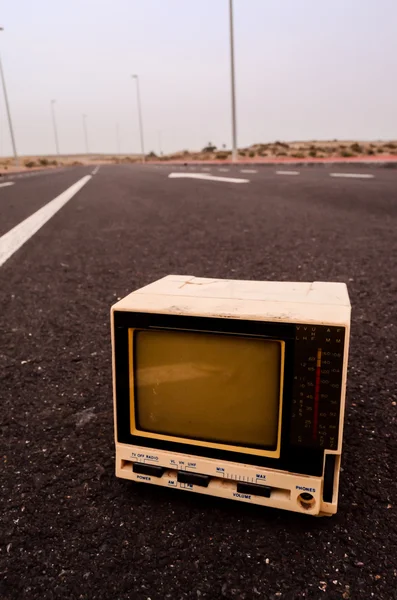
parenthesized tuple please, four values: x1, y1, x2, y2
(113, 311, 325, 476)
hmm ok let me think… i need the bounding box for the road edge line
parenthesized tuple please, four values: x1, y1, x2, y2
(0, 175, 92, 268)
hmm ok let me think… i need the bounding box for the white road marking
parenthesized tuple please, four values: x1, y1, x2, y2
(276, 170, 300, 176)
(168, 173, 249, 184)
(240, 169, 257, 173)
(92, 165, 100, 175)
(0, 181, 15, 188)
(218, 168, 230, 172)
(0, 175, 91, 268)
(330, 172, 374, 179)
(202, 167, 211, 171)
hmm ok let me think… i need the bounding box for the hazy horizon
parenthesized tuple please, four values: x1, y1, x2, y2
(4, 137, 397, 160)
(1, 0, 396, 157)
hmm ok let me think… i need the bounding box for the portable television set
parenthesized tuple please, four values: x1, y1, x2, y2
(111, 275, 351, 516)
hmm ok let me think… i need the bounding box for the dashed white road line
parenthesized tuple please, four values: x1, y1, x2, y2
(202, 167, 211, 171)
(0, 181, 15, 188)
(330, 172, 374, 179)
(168, 173, 249, 184)
(0, 175, 92, 268)
(218, 168, 230, 172)
(91, 165, 100, 175)
(276, 170, 300, 176)
(240, 169, 257, 173)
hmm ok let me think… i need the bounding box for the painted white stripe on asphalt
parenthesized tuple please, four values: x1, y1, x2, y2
(276, 170, 300, 176)
(202, 167, 211, 171)
(240, 169, 257, 173)
(168, 173, 249, 184)
(218, 168, 230, 172)
(92, 165, 100, 175)
(0, 181, 15, 188)
(330, 173, 374, 179)
(0, 175, 92, 268)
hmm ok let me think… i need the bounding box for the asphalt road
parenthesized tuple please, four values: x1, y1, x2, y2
(1, 164, 396, 600)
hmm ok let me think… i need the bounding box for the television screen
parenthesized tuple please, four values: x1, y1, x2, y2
(131, 330, 283, 451)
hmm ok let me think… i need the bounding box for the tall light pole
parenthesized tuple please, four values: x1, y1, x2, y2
(158, 130, 163, 156)
(131, 74, 145, 162)
(229, 0, 238, 162)
(116, 122, 121, 154)
(82, 113, 89, 155)
(0, 27, 18, 165)
(50, 99, 60, 155)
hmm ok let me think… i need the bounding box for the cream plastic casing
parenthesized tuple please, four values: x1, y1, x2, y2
(111, 275, 351, 516)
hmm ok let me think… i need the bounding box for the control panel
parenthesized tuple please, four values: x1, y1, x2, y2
(290, 324, 345, 449)
(123, 457, 326, 515)
(133, 462, 272, 496)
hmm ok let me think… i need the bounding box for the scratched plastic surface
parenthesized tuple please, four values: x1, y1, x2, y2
(133, 329, 281, 449)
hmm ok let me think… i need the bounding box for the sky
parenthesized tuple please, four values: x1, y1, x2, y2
(1, 0, 397, 156)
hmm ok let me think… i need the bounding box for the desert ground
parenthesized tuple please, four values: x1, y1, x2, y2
(1, 140, 397, 175)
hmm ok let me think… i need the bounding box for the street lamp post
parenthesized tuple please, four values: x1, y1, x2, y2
(158, 130, 163, 156)
(132, 74, 145, 162)
(50, 99, 60, 155)
(82, 114, 89, 155)
(116, 122, 121, 154)
(229, 0, 238, 162)
(0, 27, 18, 165)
